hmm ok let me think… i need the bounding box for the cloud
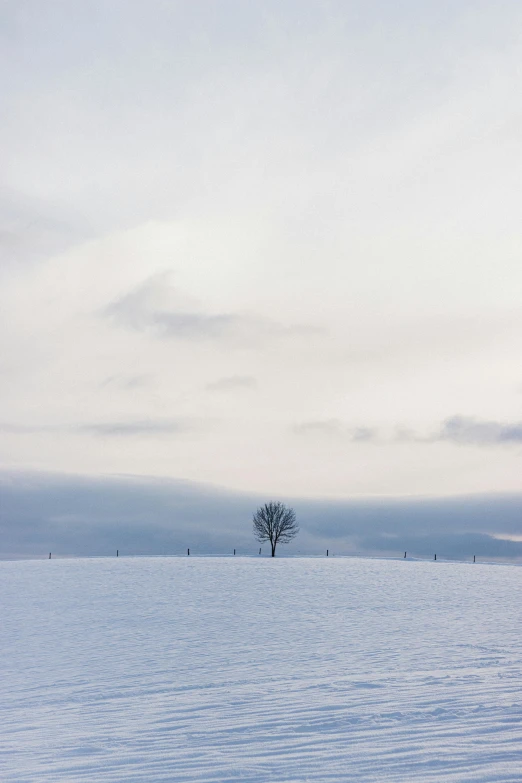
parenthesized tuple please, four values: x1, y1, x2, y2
(0, 188, 87, 268)
(1, 3, 521, 500)
(434, 416, 522, 446)
(0, 418, 206, 438)
(293, 420, 377, 441)
(80, 420, 201, 437)
(2, 469, 522, 561)
(293, 416, 522, 448)
(0, 424, 63, 434)
(103, 274, 322, 346)
(100, 374, 153, 390)
(205, 376, 257, 392)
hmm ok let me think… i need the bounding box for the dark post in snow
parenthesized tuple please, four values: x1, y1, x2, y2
(473, 555, 476, 563)
(404, 551, 407, 558)
(259, 547, 261, 555)
(49, 552, 51, 559)
(117, 550, 119, 557)
(326, 549, 329, 557)
(234, 549, 236, 555)
(187, 548, 190, 556)
(434, 554, 437, 560)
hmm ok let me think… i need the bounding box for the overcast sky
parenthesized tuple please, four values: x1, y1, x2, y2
(1, 1, 521, 555)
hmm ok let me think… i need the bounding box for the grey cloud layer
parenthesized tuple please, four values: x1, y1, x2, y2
(5, 414, 521, 446)
(1, 470, 521, 561)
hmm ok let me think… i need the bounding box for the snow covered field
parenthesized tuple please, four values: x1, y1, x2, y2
(1, 557, 521, 782)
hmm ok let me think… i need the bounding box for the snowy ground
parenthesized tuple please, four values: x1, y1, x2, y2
(1, 557, 521, 782)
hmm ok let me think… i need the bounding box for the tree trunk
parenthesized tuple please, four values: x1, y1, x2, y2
(271, 542, 276, 557)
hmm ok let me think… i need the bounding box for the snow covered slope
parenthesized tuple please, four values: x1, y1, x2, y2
(1, 557, 521, 782)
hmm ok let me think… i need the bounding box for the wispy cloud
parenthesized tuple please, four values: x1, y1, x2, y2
(205, 376, 257, 392)
(0, 189, 86, 267)
(81, 420, 199, 437)
(1, 418, 207, 438)
(388, 417, 522, 447)
(293, 420, 377, 441)
(0, 424, 63, 434)
(100, 374, 153, 391)
(103, 274, 322, 346)
(433, 416, 522, 446)
(293, 416, 522, 448)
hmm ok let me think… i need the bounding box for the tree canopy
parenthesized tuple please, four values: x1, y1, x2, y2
(253, 501, 299, 557)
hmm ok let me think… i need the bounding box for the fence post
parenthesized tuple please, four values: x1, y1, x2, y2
(404, 551, 406, 558)
(117, 550, 119, 557)
(49, 552, 51, 559)
(326, 549, 328, 557)
(259, 547, 261, 555)
(434, 554, 436, 560)
(187, 548, 190, 556)
(234, 549, 236, 555)
(473, 554, 476, 563)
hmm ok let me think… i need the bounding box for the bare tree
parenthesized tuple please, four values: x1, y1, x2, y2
(253, 501, 299, 557)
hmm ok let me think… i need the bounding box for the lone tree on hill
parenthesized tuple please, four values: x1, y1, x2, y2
(253, 501, 299, 557)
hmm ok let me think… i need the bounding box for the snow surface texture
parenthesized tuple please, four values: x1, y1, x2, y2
(1, 557, 521, 782)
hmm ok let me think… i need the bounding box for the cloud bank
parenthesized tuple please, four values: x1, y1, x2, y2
(1, 470, 521, 561)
